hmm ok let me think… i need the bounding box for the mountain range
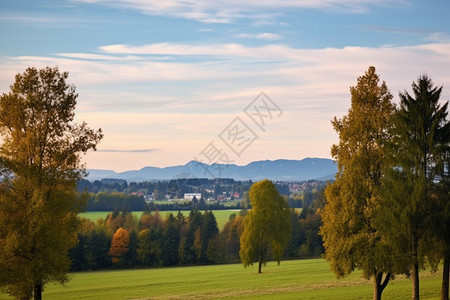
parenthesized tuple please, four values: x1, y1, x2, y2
(86, 158, 337, 182)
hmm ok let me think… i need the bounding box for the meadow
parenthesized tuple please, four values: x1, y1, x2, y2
(2, 258, 441, 300)
(79, 210, 239, 230)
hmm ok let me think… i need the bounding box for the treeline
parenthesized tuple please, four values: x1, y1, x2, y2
(86, 193, 147, 211)
(70, 205, 324, 271)
(84, 192, 242, 211)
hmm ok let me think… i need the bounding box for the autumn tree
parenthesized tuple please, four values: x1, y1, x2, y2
(239, 179, 291, 273)
(109, 227, 130, 265)
(319, 66, 397, 300)
(0, 67, 102, 300)
(380, 75, 449, 300)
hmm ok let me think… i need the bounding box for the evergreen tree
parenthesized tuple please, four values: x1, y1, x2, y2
(201, 211, 219, 263)
(162, 213, 180, 266)
(380, 74, 449, 300)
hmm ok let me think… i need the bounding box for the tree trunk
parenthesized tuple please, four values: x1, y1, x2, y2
(258, 256, 262, 274)
(411, 231, 420, 300)
(412, 262, 420, 300)
(373, 272, 391, 300)
(33, 282, 42, 300)
(442, 254, 449, 300)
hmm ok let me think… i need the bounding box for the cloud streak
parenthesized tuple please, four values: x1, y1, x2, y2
(97, 149, 159, 153)
(236, 33, 282, 40)
(73, 0, 408, 23)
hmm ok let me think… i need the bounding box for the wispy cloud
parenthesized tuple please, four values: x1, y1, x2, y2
(0, 14, 85, 23)
(3, 42, 449, 98)
(236, 33, 281, 40)
(73, 0, 408, 23)
(98, 149, 159, 153)
(2, 41, 449, 170)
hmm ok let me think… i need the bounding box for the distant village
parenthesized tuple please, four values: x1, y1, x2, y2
(78, 178, 327, 210)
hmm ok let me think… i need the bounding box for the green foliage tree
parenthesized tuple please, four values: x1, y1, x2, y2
(437, 152, 450, 300)
(137, 229, 153, 266)
(319, 66, 396, 300)
(380, 74, 449, 300)
(0, 67, 102, 300)
(162, 213, 180, 266)
(201, 210, 219, 263)
(239, 179, 291, 273)
(85, 227, 112, 269)
(241, 191, 250, 209)
(298, 210, 323, 257)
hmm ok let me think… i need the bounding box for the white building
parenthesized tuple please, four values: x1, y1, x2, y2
(184, 193, 202, 201)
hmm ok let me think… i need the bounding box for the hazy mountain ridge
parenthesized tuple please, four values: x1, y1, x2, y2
(86, 158, 337, 182)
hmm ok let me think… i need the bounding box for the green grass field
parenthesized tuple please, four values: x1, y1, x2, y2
(79, 210, 239, 230)
(1, 258, 442, 300)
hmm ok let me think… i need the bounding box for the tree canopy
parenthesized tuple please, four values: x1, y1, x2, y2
(320, 66, 397, 300)
(0, 67, 103, 300)
(239, 179, 291, 273)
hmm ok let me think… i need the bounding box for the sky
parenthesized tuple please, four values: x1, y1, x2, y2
(1, 0, 449, 172)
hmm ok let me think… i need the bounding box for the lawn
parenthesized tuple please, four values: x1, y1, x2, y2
(2, 258, 441, 300)
(79, 210, 239, 230)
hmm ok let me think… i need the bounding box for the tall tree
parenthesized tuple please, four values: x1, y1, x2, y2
(162, 213, 180, 266)
(0, 67, 102, 300)
(380, 74, 449, 300)
(438, 150, 450, 300)
(109, 227, 130, 266)
(201, 211, 219, 263)
(239, 179, 291, 273)
(319, 66, 397, 300)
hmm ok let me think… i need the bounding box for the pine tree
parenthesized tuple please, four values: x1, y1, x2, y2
(380, 74, 449, 300)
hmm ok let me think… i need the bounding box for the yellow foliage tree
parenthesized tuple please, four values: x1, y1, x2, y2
(239, 179, 291, 273)
(109, 227, 130, 265)
(0, 67, 102, 300)
(319, 66, 397, 300)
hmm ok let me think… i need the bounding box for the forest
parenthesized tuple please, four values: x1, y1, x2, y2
(70, 204, 324, 271)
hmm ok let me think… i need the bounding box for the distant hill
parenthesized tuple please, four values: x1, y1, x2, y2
(86, 158, 337, 182)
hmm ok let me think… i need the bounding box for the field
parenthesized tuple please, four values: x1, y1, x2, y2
(79, 210, 239, 229)
(1, 258, 442, 299)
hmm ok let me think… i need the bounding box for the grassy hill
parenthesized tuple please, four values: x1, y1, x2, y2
(6, 258, 441, 299)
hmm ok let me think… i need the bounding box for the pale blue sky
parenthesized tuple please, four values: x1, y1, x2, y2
(1, 0, 449, 171)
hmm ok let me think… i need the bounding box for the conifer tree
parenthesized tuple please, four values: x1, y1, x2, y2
(380, 74, 449, 300)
